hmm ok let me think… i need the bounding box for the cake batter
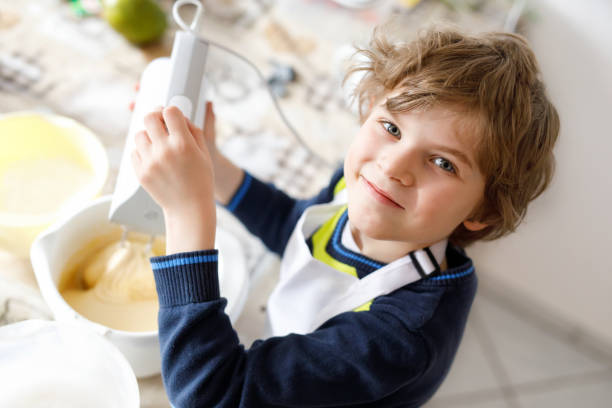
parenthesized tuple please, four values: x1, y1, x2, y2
(59, 230, 165, 332)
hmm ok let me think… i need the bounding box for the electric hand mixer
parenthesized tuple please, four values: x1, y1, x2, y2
(109, 0, 209, 235)
(109, 0, 331, 237)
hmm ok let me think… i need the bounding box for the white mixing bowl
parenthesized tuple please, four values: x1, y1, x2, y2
(30, 195, 249, 378)
(0, 111, 109, 258)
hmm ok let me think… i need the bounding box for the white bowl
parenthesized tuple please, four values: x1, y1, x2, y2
(0, 319, 140, 408)
(0, 111, 109, 257)
(30, 195, 249, 377)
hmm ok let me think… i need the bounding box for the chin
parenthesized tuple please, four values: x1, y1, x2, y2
(347, 206, 393, 240)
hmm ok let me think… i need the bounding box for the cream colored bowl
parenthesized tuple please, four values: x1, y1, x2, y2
(30, 195, 249, 377)
(0, 111, 108, 257)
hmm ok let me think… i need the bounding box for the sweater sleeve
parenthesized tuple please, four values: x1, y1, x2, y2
(151, 251, 431, 408)
(222, 166, 344, 256)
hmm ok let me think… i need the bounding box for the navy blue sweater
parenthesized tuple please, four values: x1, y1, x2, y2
(151, 168, 478, 407)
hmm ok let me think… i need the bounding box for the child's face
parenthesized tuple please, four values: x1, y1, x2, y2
(344, 100, 487, 250)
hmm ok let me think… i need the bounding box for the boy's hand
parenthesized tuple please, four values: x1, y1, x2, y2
(129, 85, 219, 165)
(129, 84, 244, 206)
(132, 105, 216, 253)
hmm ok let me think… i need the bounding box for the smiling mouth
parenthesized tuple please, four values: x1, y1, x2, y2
(360, 176, 404, 209)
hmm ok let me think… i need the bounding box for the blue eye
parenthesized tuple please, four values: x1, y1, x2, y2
(433, 157, 456, 174)
(382, 121, 401, 138)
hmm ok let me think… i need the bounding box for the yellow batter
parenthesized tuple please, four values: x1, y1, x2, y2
(59, 229, 165, 332)
(0, 114, 96, 216)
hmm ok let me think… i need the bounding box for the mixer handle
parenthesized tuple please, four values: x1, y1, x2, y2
(172, 0, 205, 33)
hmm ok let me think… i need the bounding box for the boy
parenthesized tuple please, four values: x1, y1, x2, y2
(131, 27, 559, 407)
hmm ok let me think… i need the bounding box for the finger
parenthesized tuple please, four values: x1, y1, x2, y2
(203, 101, 215, 140)
(134, 83, 140, 92)
(186, 117, 199, 134)
(163, 106, 191, 142)
(134, 130, 152, 157)
(186, 117, 205, 150)
(143, 110, 168, 143)
(131, 149, 141, 165)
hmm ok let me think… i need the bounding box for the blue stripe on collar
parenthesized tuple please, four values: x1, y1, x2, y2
(429, 266, 474, 281)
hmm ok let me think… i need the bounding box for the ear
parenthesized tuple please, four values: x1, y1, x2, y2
(463, 219, 488, 232)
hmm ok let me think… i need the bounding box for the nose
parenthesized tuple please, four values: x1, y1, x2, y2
(377, 145, 416, 186)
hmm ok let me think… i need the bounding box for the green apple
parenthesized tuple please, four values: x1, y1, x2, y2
(102, 0, 167, 45)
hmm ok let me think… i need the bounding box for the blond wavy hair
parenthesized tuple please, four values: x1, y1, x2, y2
(346, 27, 560, 247)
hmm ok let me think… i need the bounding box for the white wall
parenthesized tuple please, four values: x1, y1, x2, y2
(470, 0, 612, 346)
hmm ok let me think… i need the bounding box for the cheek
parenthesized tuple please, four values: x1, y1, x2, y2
(425, 184, 484, 225)
(345, 137, 367, 179)
(415, 185, 467, 221)
(343, 147, 357, 188)
(348, 129, 377, 163)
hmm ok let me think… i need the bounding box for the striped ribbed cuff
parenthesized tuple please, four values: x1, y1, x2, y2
(151, 250, 220, 307)
(225, 172, 252, 212)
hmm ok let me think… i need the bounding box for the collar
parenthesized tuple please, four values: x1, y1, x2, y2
(309, 207, 448, 280)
